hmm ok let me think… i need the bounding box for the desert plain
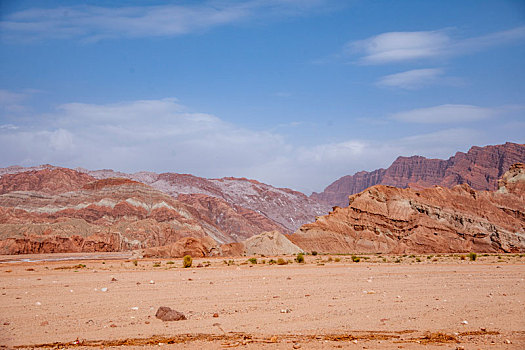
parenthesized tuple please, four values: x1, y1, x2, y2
(1, 253, 524, 349)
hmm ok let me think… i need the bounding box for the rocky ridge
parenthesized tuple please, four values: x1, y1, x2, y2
(312, 142, 525, 207)
(0, 169, 285, 254)
(290, 164, 525, 254)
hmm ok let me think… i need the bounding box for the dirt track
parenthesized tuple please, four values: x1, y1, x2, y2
(1, 254, 524, 349)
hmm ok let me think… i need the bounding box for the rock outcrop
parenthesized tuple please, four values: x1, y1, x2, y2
(290, 164, 525, 254)
(143, 236, 219, 258)
(144, 231, 303, 258)
(242, 231, 303, 256)
(312, 142, 525, 207)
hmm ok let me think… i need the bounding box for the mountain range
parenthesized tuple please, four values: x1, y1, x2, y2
(311, 142, 525, 207)
(0, 142, 523, 254)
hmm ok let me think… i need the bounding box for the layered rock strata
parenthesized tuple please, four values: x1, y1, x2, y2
(290, 164, 525, 254)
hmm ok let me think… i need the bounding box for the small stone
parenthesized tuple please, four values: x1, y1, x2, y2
(461, 320, 468, 325)
(480, 327, 487, 332)
(40, 321, 49, 326)
(504, 339, 511, 344)
(145, 321, 150, 324)
(287, 277, 292, 280)
(101, 287, 108, 292)
(270, 336, 278, 343)
(136, 282, 141, 285)
(131, 307, 139, 310)
(213, 313, 219, 318)
(110, 324, 117, 328)
(155, 306, 186, 321)
(3, 322, 10, 326)
(111, 277, 117, 282)
(293, 343, 301, 349)
(188, 278, 193, 281)
(280, 308, 291, 313)
(149, 280, 155, 284)
(35, 301, 41, 306)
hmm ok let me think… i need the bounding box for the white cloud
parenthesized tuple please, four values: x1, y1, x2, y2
(0, 96, 520, 194)
(377, 68, 445, 89)
(347, 26, 525, 64)
(391, 104, 496, 124)
(349, 30, 450, 64)
(0, 0, 334, 42)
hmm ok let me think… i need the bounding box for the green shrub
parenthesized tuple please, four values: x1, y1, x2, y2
(334, 257, 341, 262)
(311, 251, 318, 256)
(183, 255, 192, 268)
(247, 257, 257, 264)
(415, 258, 421, 262)
(268, 259, 277, 265)
(277, 258, 287, 265)
(166, 261, 174, 265)
(327, 256, 333, 262)
(351, 255, 360, 263)
(153, 262, 161, 267)
(295, 253, 305, 263)
(395, 258, 401, 263)
(460, 255, 466, 260)
(382, 258, 387, 262)
(468, 252, 477, 261)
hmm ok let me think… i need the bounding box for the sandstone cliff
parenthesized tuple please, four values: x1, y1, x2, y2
(312, 142, 525, 207)
(289, 164, 525, 254)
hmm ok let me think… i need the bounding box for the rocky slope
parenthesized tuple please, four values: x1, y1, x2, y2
(289, 164, 525, 254)
(0, 164, 330, 233)
(0, 169, 285, 254)
(312, 142, 525, 207)
(143, 231, 303, 258)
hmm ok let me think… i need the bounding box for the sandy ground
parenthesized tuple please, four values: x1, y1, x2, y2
(1, 253, 524, 349)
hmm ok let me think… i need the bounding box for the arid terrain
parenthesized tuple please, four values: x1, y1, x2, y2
(1, 253, 524, 349)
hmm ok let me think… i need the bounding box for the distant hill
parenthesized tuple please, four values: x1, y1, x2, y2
(311, 142, 525, 207)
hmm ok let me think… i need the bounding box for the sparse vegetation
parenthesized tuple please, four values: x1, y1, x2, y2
(460, 255, 466, 260)
(295, 253, 305, 263)
(334, 257, 341, 262)
(395, 258, 401, 263)
(153, 262, 161, 267)
(166, 261, 174, 265)
(416, 258, 421, 262)
(469, 252, 477, 261)
(382, 258, 387, 262)
(327, 256, 333, 262)
(247, 257, 257, 264)
(132, 260, 138, 266)
(277, 258, 288, 265)
(311, 251, 318, 256)
(183, 255, 193, 268)
(268, 259, 277, 265)
(351, 255, 360, 263)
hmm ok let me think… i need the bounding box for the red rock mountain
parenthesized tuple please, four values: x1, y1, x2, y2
(74, 169, 330, 233)
(0, 169, 286, 254)
(289, 163, 525, 254)
(311, 142, 525, 207)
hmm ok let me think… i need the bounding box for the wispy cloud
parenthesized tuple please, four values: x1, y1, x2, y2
(377, 68, 446, 89)
(347, 26, 525, 64)
(391, 104, 496, 124)
(0, 0, 334, 42)
(0, 95, 521, 193)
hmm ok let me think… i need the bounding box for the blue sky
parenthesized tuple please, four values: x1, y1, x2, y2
(0, 0, 524, 193)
